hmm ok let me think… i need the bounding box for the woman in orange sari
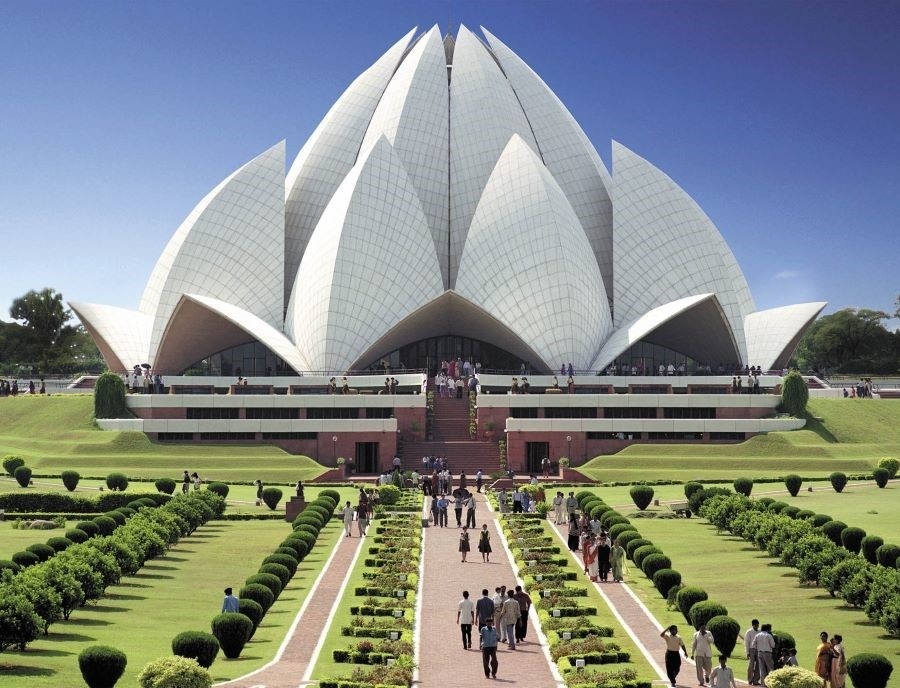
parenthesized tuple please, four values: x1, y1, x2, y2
(814, 631, 833, 686)
(582, 533, 599, 581)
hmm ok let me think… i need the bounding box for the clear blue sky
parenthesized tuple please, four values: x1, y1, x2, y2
(1, 0, 898, 326)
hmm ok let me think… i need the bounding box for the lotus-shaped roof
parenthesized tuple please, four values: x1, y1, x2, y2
(72, 26, 825, 374)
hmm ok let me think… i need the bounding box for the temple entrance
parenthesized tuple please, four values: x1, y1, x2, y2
(525, 442, 549, 475)
(355, 442, 379, 474)
(365, 335, 529, 375)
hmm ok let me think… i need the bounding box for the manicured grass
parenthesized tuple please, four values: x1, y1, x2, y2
(617, 513, 900, 687)
(579, 399, 900, 482)
(0, 519, 303, 687)
(0, 395, 327, 482)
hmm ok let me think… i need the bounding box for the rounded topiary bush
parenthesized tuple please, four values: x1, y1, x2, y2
(319, 488, 340, 503)
(608, 523, 633, 541)
(781, 506, 800, 519)
(706, 615, 740, 657)
(625, 538, 653, 560)
(239, 584, 274, 613)
(632, 545, 662, 570)
(274, 547, 300, 561)
(26, 543, 56, 562)
(876, 544, 900, 568)
(93, 515, 118, 536)
(61, 470, 81, 491)
(106, 472, 129, 492)
(3, 455, 25, 476)
(873, 468, 890, 488)
(155, 478, 176, 495)
(676, 586, 709, 625)
(652, 568, 681, 598)
(65, 528, 90, 544)
(104, 511, 127, 526)
(293, 523, 320, 538)
(590, 503, 611, 519)
(78, 644, 127, 688)
(862, 535, 885, 564)
(94, 371, 127, 419)
(781, 370, 809, 416)
(641, 553, 672, 579)
(772, 629, 796, 655)
(841, 527, 867, 554)
(245, 573, 282, 599)
(279, 539, 309, 560)
(305, 504, 332, 522)
(614, 530, 641, 549)
(821, 520, 848, 546)
(262, 553, 298, 576)
(795, 509, 815, 520)
(14, 465, 32, 488)
(294, 514, 324, 531)
(0, 559, 21, 573)
(683, 482, 703, 499)
(689, 600, 728, 630)
(207, 482, 229, 498)
(878, 457, 899, 479)
(210, 613, 253, 659)
(757, 497, 775, 508)
(733, 478, 753, 497)
(76, 520, 100, 537)
(259, 563, 293, 588)
(238, 598, 264, 636)
(830, 471, 848, 493)
(809, 513, 833, 528)
(846, 652, 893, 688)
(629, 485, 654, 511)
(784, 474, 803, 497)
(289, 529, 318, 549)
(688, 487, 730, 514)
(171, 631, 220, 668)
(762, 666, 826, 688)
(138, 655, 213, 688)
(602, 513, 630, 529)
(378, 484, 401, 505)
(46, 536, 73, 553)
(11, 551, 39, 568)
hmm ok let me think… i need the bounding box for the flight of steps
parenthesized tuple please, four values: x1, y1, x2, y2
(399, 394, 501, 474)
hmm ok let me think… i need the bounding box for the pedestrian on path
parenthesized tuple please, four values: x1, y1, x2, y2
(498, 488, 508, 514)
(610, 538, 626, 582)
(692, 623, 714, 685)
(465, 493, 477, 528)
(565, 491, 578, 517)
(660, 625, 689, 688)
(743, 619, 760, 685)
(480, 617, 499, 678)
(597, 532, 611, 582)
(513, 585, 532, 642)
(355, 501, 368, 537)
(753, 624, 776, 681)
(457, 590, 474, 649)
(221, 587, 239, 612)
(254, 478, 263, 505)
(454, 492, 464, 527)
(500, 590, 520, 649)
(709, 655, 738, 688)
(430, 494, 439, 525)
(567, 512, 581, 551)
(476, 469, 483, 492)
(437, 494, 449, 527)
(475, 589, 495, 636)
(478, 524, 492, 562)
(459, 526, 471, 562)
(583, 532, 599, 581)
(553, 491, 564, 524)
(492, 587, 506, 642)
(342, 501, 354, 536)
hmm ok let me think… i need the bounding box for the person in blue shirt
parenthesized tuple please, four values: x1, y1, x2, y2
(222, 587, 239, 613)
(480, 617, 500, 678)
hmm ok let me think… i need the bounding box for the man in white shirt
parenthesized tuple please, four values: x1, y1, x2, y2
(752, 624, 776, 681)
(457, 590, 475, 650)
(709, 655, 737, 688)
(743, 619, 760, 685)
(691, 623, 715, 685)
(565, 491, 578, 517)
(491, 586, 506, 642)
(553, 492, 564, 524)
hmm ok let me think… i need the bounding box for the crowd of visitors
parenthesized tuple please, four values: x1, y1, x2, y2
(843, 379, 876, 398)
(0, 378, 45, 395)
(456, 584, 534, 679)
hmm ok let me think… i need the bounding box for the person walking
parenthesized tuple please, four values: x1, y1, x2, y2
(660, 625, 689, 687)
(341, 501, 354, 537)
(491, 587, 506, 643)
(567, 512, 581, 551)
(597, 532, 611, 582)
(553, 491, 564, 524)
(459, 526, 471, 562)
(437, 494, 449, 528)
(479, 617, 499, 679)
(457, 590, 475, 650)
(753, 624, 776, 682)
(582, 532, 599, 581)
(476, 469, 483, 493)
(743, 619, 760, 685)
(182, 470, 191, 495)
(478, 524, 492, 562)
(500, 590, 520, 649)
(355, 501, 368, 536)
(475, 589, 495, 638)
(254, 479, 264, 506)
(221, 587, 239, 612)
(692, 623, 715, 686)
(513, 585, 532, 643)
(709, 655, 738, 688)
(830, 634, 846, 688)
(815, 631, 834, 687)
(454, 492, 464, 527)
(565, 491, 578, 518)
(610, 538, 626, 582)
(465, 493, 477, 528)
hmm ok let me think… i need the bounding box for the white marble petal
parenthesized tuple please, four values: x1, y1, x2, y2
(744, 302, 827, 370)
(69, 302, 152, 372)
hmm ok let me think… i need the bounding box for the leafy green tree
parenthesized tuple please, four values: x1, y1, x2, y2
(9, 288, 71, 370)
(781, 372, 809, 417)
(793, 307, 898, 373)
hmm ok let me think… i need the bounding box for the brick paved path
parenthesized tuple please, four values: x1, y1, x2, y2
(215, 533, 364, 688)
(415, 493, 562, 686)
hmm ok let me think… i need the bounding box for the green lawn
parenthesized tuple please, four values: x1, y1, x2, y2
(0, 395, 326, 482)
(579, 399, 900, 482)
(0, 518, 343, 687)
(616, 512, 900, 688)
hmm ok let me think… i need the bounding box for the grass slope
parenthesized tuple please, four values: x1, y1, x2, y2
(579, 399, 900, 482)
(0, 395, 327, 482)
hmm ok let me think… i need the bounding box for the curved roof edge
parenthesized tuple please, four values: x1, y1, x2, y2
(349, 290, 552, 373)
(69, 301, 152, 372)
(744, 301, 827, 371)
(153, 294, 309, 375)
(590, 294, 740, 371)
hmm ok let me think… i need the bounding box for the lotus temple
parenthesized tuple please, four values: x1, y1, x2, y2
(72, 26, 825, 472)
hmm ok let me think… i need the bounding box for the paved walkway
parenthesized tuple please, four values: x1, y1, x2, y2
(216, 532, 364, 688)
(415, 493, 562, 686)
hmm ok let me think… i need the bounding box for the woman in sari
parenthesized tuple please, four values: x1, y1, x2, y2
(567, 513, 581, 551)
(582, 533, 599, 581)
(814, 631, 833, 686)
(610, 538, 627, 582)
(830, 635, 846, 688)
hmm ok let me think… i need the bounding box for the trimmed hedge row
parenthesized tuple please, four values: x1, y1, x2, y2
(0, 491, 171, 513)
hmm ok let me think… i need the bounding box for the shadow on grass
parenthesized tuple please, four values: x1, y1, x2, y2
(802, 412, 839, 444)
(135, 573, 173, 580)
(142, 564, 177, 571)
(163, 556, 189, 562)
(44, 631, 95, 642)
(65, 618, 111, 627)
(118, 581, 151, 588)
(189, 534, 217, 539)
(0, 665, 57, 677)
(12, 647, 73, 658)
(85, 605, 130, 614)
(104, 593, 145, 601)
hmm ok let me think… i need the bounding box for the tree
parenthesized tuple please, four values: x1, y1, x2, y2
(9, 288, 71, 370)
(781, 372, 809, 417)
(793, 307, 898, 374)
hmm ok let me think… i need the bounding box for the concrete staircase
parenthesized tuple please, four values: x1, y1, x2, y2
(399, 393, 501, 474)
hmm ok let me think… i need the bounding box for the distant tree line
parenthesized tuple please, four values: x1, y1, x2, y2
(0, 288, 103, 376)
(793, 302, 899, 375)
